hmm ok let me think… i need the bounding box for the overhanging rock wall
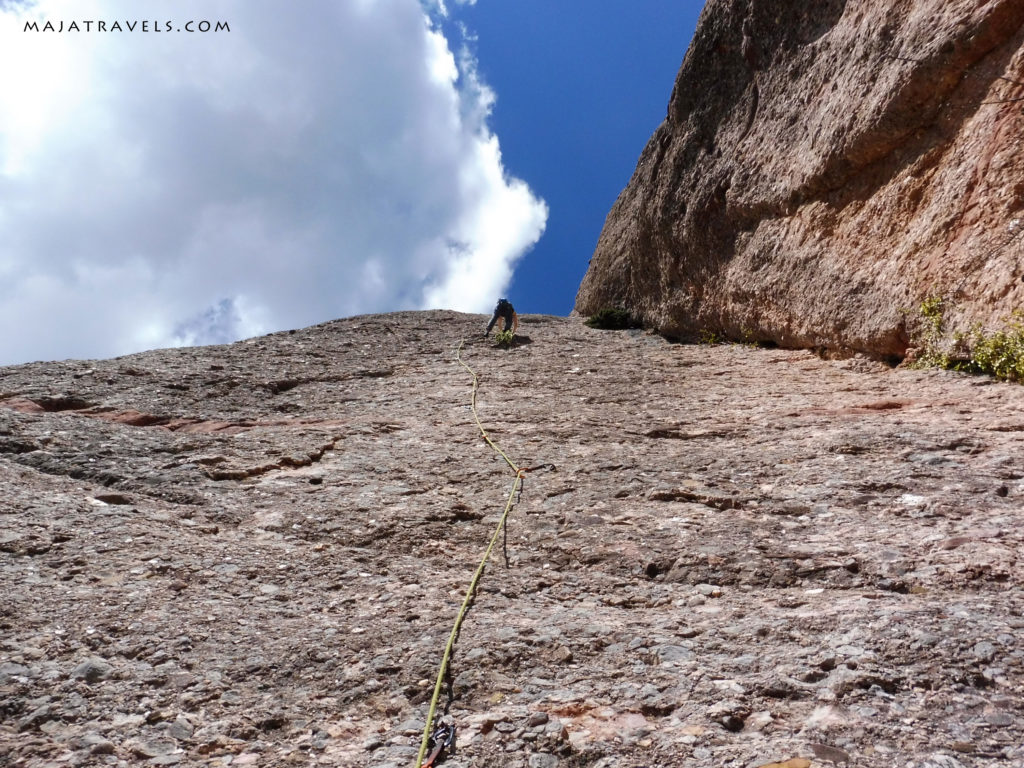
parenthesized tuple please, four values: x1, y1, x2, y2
(575, 0, 1024, 358)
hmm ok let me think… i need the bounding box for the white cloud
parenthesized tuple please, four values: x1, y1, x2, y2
(0, 0, 546, 364)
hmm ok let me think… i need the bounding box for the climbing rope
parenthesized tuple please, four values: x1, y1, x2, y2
(413, 339, 529, 768)
(457, 338, 521, 474)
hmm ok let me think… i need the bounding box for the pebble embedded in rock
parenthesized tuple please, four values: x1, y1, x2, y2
(972, 641, 997, 663)
(984, 711, 1013, 727)
(652, 644, 692, 663)
(17, 703, 52, 732)
(166, 715, 195, 740)
(552, 646, 573, 663)
(125, 737, 177, 759)
(89, 739, 117, 755)
(694, 583, 721, 597)
(70, 657, 114, 683)
(526, 711, 549, 727)
(528, 753, 560, 768)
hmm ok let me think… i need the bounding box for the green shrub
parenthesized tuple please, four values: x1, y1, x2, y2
(911, 297, 1024, 382)
(585, 307, 635, 330)
(698, 329, 724, 345)
(919, 296, 945, 334)
(956, 315, 1024, 381)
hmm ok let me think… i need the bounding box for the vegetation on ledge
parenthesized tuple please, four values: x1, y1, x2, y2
(911, 296, 1024, 382)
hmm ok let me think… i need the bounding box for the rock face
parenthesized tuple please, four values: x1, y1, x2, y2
(2, 311, 1024, 766)
(576, 0, 1024, 358)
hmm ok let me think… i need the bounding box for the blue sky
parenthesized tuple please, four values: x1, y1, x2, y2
(0, 1, 702, 364)
(446, 2, 702, 316)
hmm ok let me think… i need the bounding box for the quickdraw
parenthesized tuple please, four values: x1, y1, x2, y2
(421, 719, 456, 768)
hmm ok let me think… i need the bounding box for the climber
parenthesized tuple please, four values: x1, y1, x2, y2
(484, 298, 518, 338)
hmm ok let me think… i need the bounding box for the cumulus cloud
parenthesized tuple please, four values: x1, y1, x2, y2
(0, 0, 546, 364)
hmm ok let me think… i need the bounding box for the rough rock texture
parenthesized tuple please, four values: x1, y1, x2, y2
(1, 311, 1023, 767)
(575, 0, 1024, 358)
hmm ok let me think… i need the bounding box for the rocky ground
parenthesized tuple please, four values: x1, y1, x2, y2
(1, 311, 1022, 768)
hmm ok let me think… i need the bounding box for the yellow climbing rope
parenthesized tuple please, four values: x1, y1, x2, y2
(457, 339, 521, 475)
(413, 339, 526, 768)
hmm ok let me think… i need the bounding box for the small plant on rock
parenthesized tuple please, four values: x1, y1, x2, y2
(911, 295, 952, 368)
(493, 329, 515, 347)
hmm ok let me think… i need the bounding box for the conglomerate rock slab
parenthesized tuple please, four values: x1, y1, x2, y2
(575, 0, 1024, 357)
(0, 311, 1022, 767)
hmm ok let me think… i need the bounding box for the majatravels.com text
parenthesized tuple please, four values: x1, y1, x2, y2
(24, 20, 230, 33)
